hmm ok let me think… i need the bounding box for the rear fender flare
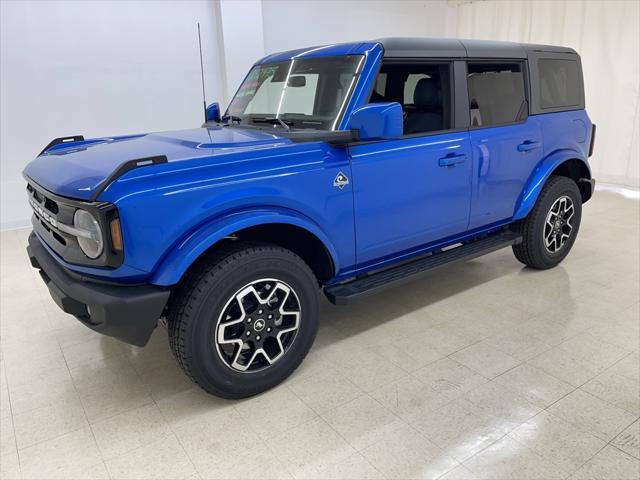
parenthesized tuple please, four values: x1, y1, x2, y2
(513, 150, 590, 220)
(150, 208, 339, 286)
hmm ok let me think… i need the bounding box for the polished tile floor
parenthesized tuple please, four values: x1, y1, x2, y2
(1, 190, 639, 480)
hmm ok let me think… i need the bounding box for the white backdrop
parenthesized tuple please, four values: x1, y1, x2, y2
(455, 0, 640, 188)
(261, 1, 453, 53)
(1, 0, 638, 229)
(0, 0, 224, 229)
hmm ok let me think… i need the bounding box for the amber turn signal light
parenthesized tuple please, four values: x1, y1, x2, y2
(110, 218, 123, 251)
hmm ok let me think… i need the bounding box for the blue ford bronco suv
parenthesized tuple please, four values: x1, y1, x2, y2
(25, 38, 595, 398)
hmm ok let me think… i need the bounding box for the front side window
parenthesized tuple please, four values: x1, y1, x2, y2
(538, 58, 580, 109)
(226, 55, 363, 130)
(467, 62, 527, 127)
(369, 62, 452, 135)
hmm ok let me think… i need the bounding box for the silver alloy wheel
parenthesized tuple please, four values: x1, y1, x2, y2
(543, 195, 575, 253)
(214, 278, 301, 373)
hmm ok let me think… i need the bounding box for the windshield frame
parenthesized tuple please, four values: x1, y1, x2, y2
(223, 55, 365, 132)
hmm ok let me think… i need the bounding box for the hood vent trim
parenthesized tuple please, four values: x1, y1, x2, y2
(90, 155, 168, 201)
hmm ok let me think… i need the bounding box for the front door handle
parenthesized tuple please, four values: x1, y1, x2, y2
(517, 140, 541, 152)
(438, 153, 467, 167)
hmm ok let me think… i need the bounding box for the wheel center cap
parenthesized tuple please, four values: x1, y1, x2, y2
(253, 319, 266, 332)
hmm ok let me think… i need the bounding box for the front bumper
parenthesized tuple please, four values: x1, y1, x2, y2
(27, 232, 170, 346)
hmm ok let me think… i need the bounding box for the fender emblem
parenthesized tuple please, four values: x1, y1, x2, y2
(333, 171, 349, 189)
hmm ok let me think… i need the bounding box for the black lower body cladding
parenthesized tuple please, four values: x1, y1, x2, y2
(27, 232, 169, 347)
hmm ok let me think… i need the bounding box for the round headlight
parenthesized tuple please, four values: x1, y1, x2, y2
(73, 209, 103, 259)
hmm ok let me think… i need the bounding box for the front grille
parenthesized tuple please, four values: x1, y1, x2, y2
(27, 184, 60, 215)
(44, 198, 59, 214)
(25, 180, 123, 268)
(27, 183, 73, 251)
(36, 216, 67, 245)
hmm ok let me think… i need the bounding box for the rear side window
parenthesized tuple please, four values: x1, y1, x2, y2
(538, 58, 580, 109)
(467, 63, 526, 127)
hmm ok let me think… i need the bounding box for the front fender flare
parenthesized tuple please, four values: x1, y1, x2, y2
(150, 208, 340, 286)
(513, 150, 590, 220)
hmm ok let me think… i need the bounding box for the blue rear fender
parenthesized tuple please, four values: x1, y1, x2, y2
(513, 149, 591, 220)
(150, 208, 340, 286)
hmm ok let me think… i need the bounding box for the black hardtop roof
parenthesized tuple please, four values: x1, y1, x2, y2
(376, 37, 577, 59)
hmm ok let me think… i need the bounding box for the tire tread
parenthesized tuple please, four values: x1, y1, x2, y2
(166, 242, 316, 398)
(512, 175, 581, 269)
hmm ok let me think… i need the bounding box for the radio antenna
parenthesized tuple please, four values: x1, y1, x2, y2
(197, 22, 207, 123)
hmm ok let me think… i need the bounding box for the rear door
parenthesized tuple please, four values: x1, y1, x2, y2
(349, 60, 473, 270)
(467, 61, 544, 229)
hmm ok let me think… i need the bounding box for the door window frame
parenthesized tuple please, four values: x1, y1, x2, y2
(355, 58, 470, 144)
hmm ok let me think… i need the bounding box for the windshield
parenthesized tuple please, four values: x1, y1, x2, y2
(225, 55, 363, 131)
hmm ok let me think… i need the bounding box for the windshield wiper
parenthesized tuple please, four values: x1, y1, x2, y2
(251, 117, 293, 131)
(221, 115, 242, 125)
(274, 117, 291, 132)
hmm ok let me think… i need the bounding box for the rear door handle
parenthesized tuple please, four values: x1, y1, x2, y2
(438, 153, 467, 167)
(517, 140, 541, 152)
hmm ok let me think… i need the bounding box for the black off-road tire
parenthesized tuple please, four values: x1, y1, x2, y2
(512, 176, 582, 269)
(166, 242, 319, 399)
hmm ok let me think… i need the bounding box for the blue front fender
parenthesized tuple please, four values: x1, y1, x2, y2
(150, 208, 340, 286)
(513, 149, 590, 220)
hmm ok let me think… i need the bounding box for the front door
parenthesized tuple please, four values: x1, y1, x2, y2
(349, 133, 472, 269)
(348, 60, 472, 270)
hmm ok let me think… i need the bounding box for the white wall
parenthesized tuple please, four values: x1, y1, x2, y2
(0, 0, 223, 229)
(218, 0, 265, 101)
(454, 0, 640, 188)
(262, 0, 453, 53)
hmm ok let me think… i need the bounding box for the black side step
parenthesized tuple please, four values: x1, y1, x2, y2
(325, 230, 522, 305)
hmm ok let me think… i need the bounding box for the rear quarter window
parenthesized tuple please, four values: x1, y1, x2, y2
(538, 58, 581, 109)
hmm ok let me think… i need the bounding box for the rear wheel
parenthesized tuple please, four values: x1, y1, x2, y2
(512, 176, 582, 269)
(167, 243, 319, 398)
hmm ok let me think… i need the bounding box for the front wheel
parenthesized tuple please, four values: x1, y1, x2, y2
(512, 176, 583, 269)
(167, 243, 319, 398)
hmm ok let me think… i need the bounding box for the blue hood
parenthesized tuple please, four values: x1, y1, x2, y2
(23, 127, 291, 200)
